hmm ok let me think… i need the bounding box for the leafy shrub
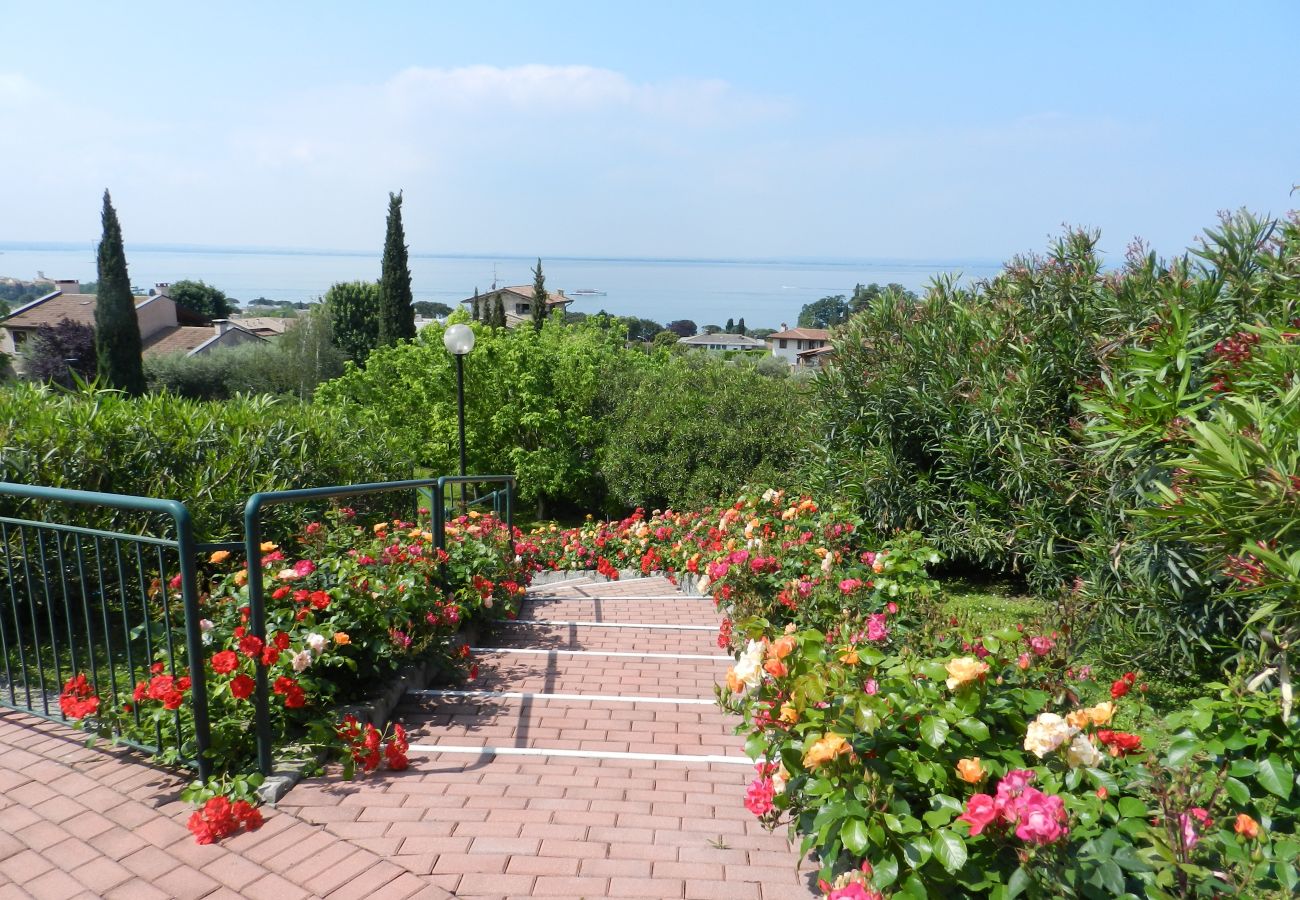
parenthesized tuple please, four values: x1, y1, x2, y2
(599, 353, 810, 510)
(0, 383, 409, 540)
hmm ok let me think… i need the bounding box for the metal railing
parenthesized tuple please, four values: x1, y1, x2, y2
(0, 484, 212, 778)
(431, 475, 515, 551)
(242, 474, 513, 774)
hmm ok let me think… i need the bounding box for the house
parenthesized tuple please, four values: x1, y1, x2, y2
(795, 344, 835, 369)
(677, 332, 767, 353)
(459, 285, 573, 328)
(765, 325, 832, 367)
(229, 315, 299, 339)
(0, 281, 266, 372)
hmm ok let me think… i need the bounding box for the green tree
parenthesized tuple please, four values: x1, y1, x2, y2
(653, 330, 680, 348)
(324, 281, 380, 364)
(725, 317, 735, 333)
(797, 294, 850, 328)
(492, 294, 507, 328)
(530, 259, 547, 331)
(736, 317, 746, 336)
(849, 282, 916, 313)
(412, 301, 453, 318)
(94, 190, 146, 395)
(168, 279, 234, 319)
(666, 319, 697, 337)
(378, 191, 416, 345)
(703, 324, 722, 335)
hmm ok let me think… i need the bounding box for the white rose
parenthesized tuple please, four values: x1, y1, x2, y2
(772, 766, 788, 795)
(820, 553, 834, 574)
(290, 649, 312, 673)
(1024, 712, 1077, 758)
(1065, 732, 1103, 769)
(306, 633, 327, 655)
(199, 619, 214, 632)
(484, 596, 493, 609)
(277, 568, 299, 581)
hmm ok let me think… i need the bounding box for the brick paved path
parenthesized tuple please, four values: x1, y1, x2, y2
(0, 575, 816, 899)
(0, 713, 451, 899)
(278, 575, 817, 899)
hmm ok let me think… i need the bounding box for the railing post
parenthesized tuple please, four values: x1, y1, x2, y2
(242, 496, 275, 777)
(168, 501, 213, 781)
(433, 477, 447, 552)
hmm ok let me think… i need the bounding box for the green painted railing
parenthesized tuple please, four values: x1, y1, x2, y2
(0, 483, 213, 778)
(431, 475, 515, 552)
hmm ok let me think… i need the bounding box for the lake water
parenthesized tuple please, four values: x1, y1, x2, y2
(0, 243, 1004, 329)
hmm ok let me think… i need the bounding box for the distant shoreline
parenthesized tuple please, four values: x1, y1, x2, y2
(0, 241, 1002, 270)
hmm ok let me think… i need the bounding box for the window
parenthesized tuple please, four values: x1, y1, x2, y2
(779, 339, 787, 349)
(11, 330, 28, 348)
(516, 303, 529, 314)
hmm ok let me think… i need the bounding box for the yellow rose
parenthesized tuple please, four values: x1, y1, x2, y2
(955, 757, 985, 783)
(1066, 709, 1091, 730)
(373, 522, 388, 533)
(779, 703, 799, 724)
(208, 550, 231, 565)
(802, 733, 851, 768)
(1086, 701, 1116, 726)
(232, 569, 248, 586)
(945, 656, 989, 690)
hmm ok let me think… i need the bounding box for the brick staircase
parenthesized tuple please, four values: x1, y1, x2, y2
(278, 574, 817, 899)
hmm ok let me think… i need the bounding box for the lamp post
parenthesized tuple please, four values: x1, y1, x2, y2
(442, 323, 476, 509)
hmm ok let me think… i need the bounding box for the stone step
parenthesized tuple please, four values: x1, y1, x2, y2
(488, 621, 726, 655)
(519, 595, 721, 627)
(455, 648, 727, 699)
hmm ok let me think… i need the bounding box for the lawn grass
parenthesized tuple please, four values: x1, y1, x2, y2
(936, 575, 1048, 634)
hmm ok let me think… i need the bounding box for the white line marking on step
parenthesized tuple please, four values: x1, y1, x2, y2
(407, 689, 715, 705)
(409, 743, 752, 765)
(471, 647, 730, 661)
(527, 595, 709, 602)
(525, 577, 595, 590)
(504, 619, 717, 631)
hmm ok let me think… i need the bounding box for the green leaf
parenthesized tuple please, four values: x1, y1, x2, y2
(903, 837, 931, 869)
(1257, 755, 1294, 800)
(921, 716, 950, 749)
(841, 818, 869, 855)
(931, 829, 968, 874)
(955, 717, 990, 741)
(1223, 776, 1251, 806)
(1117, 796, 1147, 819)
(1006, 867, 1032, 899)
(1165, 739, 1199, 767)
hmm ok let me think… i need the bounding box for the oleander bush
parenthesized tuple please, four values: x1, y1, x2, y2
(809, 210, 1300, 676)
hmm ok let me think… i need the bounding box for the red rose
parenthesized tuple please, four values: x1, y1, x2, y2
(229, 674, 255, 700)
(1110, 679, 1130, 699)
(273, 632, 291, 651)
(210, 651, 239, 674)
(238, 634, 264, 660)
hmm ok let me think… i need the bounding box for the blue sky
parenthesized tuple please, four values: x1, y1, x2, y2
(1, 1, 1296, 261)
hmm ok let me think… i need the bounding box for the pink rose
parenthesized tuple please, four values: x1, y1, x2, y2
(1012, 789, 1067, 844)
(1029, 635, 1055, 657)
(958, 793, 1000, 836)
(293, 559, 316, 577)
(866, 613, 889, 643)
(744, 778, 775, 816)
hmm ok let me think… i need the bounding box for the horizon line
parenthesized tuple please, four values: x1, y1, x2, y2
(0, 240, 1004, 269)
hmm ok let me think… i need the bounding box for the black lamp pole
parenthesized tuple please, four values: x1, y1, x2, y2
(455, 353, 467, 509)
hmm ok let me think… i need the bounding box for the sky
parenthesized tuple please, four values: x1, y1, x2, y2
(1, 1, 1297, 262)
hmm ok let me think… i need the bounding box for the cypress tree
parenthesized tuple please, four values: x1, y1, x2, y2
(530, 259, 548, 331)
(725, 317, 735, 333)
(492, 294, 507, 328)
(737, 317, 746, 336)
(471, 289, 481, 322)
(94, 190, 146, 395)
(378, 190, 416, 345)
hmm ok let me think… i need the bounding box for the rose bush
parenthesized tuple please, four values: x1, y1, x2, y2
(58, 506, 529, 838)
(525, 488, 1300, 897)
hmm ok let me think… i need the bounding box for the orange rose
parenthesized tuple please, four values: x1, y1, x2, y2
(838, 647, 860, 665)
(726, 669, 744, 693)
(1234, 813, 1259, 839)
(955, 757, 985, 783)
(259, 541, 278, 553)
(764, 658, 788, 678)
(802, 733, 851, 768)
(208, 550, 231, 565)
(233, 569, 249, 586)
(333, 632, 350, 646)
(769, 635, 797, 660)
(778, 703, 799, 724)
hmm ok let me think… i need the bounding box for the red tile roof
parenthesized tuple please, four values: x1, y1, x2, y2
(767, 327, 831, 341)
